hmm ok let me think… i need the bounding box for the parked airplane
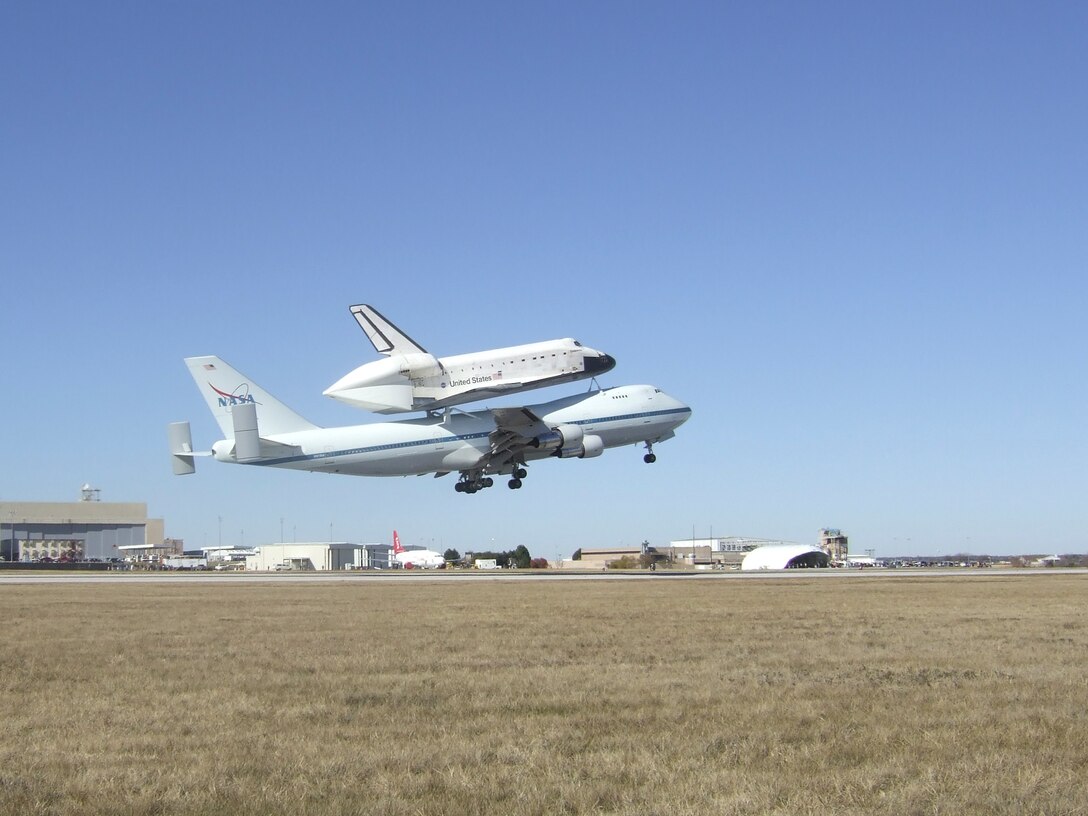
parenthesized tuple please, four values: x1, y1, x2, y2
(171, 356, 690, 494)
(323, 304, 616, 414)
(391, 531, 445, 569)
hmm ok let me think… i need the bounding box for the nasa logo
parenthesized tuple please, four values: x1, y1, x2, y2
(210, 383, 259, 409)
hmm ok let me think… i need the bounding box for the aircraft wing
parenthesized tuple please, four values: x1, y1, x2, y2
(482, 407, 550, 472)
(350, 304, 427, 356)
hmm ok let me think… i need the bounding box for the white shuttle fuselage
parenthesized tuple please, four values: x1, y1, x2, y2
(323, 305, 616, 414)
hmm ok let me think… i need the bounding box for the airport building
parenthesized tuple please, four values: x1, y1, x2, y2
(577, 535, 837, 570)
(819, 528, 849, 561)
(245, 542, 373, 571)
(1, 488, 165, 563)
(741, 544, 831, 570)
(662, 532, 849, 568)
(575, 546, 643, 569)
(665, 536, 794, 568)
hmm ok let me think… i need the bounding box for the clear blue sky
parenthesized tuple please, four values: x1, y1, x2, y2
(2, 2, 1085, 557)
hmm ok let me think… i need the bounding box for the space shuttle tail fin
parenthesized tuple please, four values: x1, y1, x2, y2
(350, 304, 427, 356)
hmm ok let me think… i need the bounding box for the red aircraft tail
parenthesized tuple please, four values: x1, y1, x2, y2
(392, 530, 405, 555)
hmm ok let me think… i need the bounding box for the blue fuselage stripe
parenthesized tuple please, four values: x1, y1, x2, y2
(254, 406, 691, 467)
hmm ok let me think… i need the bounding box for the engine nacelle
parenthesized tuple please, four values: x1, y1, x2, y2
(579, 434, 604, 459)
(556, 432, 603, 459)
(531, 423, 583, 453)
(398, 352, 444, 380)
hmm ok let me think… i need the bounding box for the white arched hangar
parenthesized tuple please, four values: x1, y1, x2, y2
(741, 545, 830, 571)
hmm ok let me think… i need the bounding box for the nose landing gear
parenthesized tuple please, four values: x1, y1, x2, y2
(643, 442, 657, 464)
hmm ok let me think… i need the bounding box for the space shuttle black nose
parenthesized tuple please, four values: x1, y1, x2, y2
(585, 353, 616, 375)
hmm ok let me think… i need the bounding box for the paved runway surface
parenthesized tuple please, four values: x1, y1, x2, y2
(1, 568, 1084, 585)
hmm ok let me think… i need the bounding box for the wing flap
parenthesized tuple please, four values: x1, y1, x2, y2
(476, 406, 550, 474)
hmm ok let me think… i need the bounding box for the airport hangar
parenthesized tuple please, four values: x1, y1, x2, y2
(576, 532, 844, 570)
(0, 495, 166, 563)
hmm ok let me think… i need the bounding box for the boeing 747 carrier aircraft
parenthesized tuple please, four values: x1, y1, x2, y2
(171, 356, 690, 494)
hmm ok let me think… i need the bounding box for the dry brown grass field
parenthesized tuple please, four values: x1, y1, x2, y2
(1, 574, 1086, 815)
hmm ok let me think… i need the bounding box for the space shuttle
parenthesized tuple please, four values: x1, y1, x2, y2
(323, 304, 616, 414)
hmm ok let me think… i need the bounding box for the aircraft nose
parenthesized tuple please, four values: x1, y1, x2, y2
(585, 353, 616, 375)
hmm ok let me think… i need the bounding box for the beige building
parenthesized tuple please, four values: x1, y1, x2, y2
(574, 547, 643, 569)
(819, 528, 849, 561)
(246, 542, 371, 571)
(1, 499, 165, 562)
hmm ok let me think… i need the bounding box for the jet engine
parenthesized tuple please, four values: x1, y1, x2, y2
(531, 423, 582, 452)
(575, 434, 604, 459)
(531, 425, 603, 459)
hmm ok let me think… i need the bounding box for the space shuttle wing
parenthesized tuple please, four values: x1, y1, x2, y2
(350, 304, 427, 356)
(467, 381, 526, 398)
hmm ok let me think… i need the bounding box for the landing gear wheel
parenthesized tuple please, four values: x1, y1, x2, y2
(508, 478, 522, 490)
(455, 482, 466, 493)
(644, 453, 657, 464)
(482, 477, 494, 488)
(514, 467, 527, 479)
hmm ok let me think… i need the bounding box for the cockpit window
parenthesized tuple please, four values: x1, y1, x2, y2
(573, 340, 582, 347)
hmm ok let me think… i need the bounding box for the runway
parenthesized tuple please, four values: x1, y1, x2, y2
(1, 567, 1084, 585)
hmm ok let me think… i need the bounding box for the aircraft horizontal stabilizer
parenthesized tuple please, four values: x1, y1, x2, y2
(168, 421, 213, 475)
(168, 421, 197, 475)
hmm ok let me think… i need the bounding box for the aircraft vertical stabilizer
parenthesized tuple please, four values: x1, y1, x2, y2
(184, 356, 319, 438)
(351, 305, 427, 355)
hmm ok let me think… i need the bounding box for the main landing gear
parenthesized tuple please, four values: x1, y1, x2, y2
(454, 475, 494, 494)
(643, 442, 657, 464)
(455, 466, 528, 494)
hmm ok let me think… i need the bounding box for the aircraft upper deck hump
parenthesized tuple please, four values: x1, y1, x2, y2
(351, 304, 427, 356)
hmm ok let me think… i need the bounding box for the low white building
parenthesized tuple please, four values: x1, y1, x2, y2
(846, 554, 878, 567)
(246, 542, 371, 572)
(741, 544, 830, 571)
